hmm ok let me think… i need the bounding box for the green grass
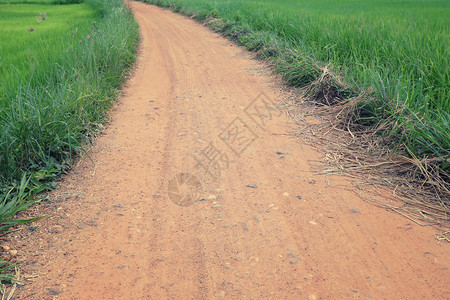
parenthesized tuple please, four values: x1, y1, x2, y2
(0, 0, 139, 186)
(0, 0, 53, 3)
(0, 174, 48, 285)
(142, 0, 449, 174)
(0, 3, 97, 81)
(0, 175, 45, 234)
(0, 0, 82, 4)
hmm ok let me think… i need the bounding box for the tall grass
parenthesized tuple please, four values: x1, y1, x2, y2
(142, 0, 449, 174)
(0, 0, 139, 188)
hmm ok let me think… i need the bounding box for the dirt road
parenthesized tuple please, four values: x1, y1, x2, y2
(10, 2, 449, 299)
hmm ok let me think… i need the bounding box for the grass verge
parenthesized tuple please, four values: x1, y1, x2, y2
(1, 0, 139, 188)
(0, 0, 139, 284)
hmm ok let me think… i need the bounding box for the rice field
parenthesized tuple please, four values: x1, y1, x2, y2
(144, 0, 449, 173)
(0, 2, 97, 86)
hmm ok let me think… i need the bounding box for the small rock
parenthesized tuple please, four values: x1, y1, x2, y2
(276, 151, 284, 155)
(287, 246, 297, 252)
(296, 195, 302, 199)
(47, 288, 61, 295)
(218, 291, 225, 297)
(253, 215, 261, 223)
(9, 250, 18, 256)
(308, 180, 316, 184)
(86, 220, 97, 227)
(77, 222, 86, 229)
(309, 221, 317, 225)
(349, 208, 360, 213)
(308, 295, 317, 300)
(152, 194, 161, 198)
(16, 282, 26, 289)
(282, 192, 289, 197)
(207, 195, 216, 200)
(28, 226, 38, 232)
(235, 255, 244, 261)
(50, 225, 63, 233)
(2, 245, 10, 251)
(246, 184, 258, 189)
(290, 259, 298, 265)
(288, 252, 296, 258)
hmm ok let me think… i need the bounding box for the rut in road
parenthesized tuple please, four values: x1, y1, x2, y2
(12, 2, 449, 299)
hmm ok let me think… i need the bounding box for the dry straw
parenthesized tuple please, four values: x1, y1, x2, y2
(278, 66, 449, 239)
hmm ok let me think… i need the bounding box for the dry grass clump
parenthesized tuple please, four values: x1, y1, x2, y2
(278, 67, 449, 236)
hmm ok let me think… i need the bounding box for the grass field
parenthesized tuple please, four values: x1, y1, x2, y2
(0, 0, 139, 240)
(143, 0, 449, 174)
(0, 0, 80, 3)
(0, 3, 97, 85)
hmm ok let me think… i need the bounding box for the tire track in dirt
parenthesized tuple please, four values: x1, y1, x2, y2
(8, 2, 449, 299)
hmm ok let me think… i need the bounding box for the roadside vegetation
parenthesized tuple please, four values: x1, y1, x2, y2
(140, 0, 449, 192)
(0, 0, 139, 283)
